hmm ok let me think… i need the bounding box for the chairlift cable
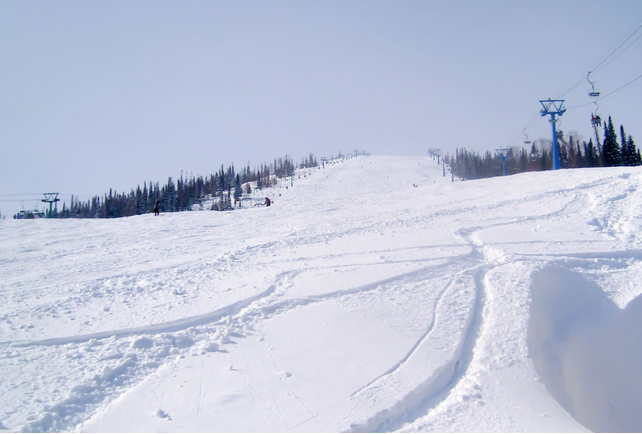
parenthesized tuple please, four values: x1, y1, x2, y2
(556, 75, 588, 99)
(594, 72, 642, 100)
(565, 72, 642, 109)
(591, 30, 642, 76)
(589, 21, 642, 74)
(510, 111, 542, 146)
(555, 20, 642, 99)
(0, 199, 41, 202)
(0, 193, 43, 197)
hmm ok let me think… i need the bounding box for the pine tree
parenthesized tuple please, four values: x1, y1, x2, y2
(540, 150, 550, 171)
(575, 142, 584, 168)
(135, 186, 142, 215)
(519, 148, 528, 171)
(620, 125, 631, 166)
(584, 140, 598, 167)
(234, 174, 242, 205)
(142, 182, 149, 213)
(560, 143, 569, 168)
(602, 116, 621, 167)
(629, 135, 641, 166)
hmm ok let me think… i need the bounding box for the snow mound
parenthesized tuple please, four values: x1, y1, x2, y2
(528, 266, 642, 432)
(201, 342, 219, 352)
(131, 337, 154, 349)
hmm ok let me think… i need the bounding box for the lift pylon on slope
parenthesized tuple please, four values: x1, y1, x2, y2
(495, 148, 511, 176)
(539, 99, 566, 170)
(42, 193, 60, 218)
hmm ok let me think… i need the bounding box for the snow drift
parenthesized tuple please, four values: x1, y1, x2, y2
(529, 266, 642, 432)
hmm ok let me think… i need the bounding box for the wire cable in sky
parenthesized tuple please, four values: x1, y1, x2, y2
(0, 199, 42, 203)
(555, 19, 642, 99)
(589, 21, 642, 74)
(556, 75, 589, 99)
(591, 31, 642, 77)
(565, 72, 642, 110)
(503, 110, 543, 148)
(0, 193, 43, 197)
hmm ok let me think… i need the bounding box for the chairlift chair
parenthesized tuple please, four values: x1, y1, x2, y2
(591, 101, 602, 127)
(587, 71, 601, 98)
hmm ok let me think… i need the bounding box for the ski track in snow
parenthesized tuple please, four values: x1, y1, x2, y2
(2, 156, 642, 432)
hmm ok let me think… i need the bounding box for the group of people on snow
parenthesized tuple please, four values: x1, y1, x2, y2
(152, 197, 270, 216)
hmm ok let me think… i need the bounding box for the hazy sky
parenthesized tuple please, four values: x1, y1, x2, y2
(1, 0, 641, 216)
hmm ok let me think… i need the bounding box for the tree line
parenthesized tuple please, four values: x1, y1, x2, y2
(52, 153, 320, 219)
(443, 116, 639, 180)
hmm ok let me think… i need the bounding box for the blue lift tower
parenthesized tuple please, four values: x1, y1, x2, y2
(495, 148, 511, 176)
(539, 99, 566, 170)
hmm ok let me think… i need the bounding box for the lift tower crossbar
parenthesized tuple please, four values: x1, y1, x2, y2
(539, 99, 566, 170)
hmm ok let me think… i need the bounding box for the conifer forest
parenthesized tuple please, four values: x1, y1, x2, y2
(47, 154, 320, 219)
(443, 116, 638, 180)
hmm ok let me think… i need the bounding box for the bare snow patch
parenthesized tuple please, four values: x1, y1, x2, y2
(155, 409, 171, 420)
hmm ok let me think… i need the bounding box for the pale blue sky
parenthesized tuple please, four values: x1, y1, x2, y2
(1, 1, 641, 215)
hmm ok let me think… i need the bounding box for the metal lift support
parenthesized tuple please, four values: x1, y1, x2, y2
(539, 99, 566, 170)
(42, 193, 60, 218)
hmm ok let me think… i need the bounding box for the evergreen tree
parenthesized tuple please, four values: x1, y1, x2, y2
(619, 125, 638, 167)
(629, 135, 641, 166)
(519, 148, 528, 171)
(142, 182, 149, 213)
(602, 116, 621, 167)
(540, 150, 550, 171)
(234, 174, 242, 205)
(584, 140, 598, 167)
(218, 165, 226, 199)
(575, 141, 584, 168)
(135, 186, 143, 215)
(560, 143, 569, 168)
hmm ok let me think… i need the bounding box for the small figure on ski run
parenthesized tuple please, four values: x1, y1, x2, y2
(264, 197, 271, 207)
(153, 200, 160, 216)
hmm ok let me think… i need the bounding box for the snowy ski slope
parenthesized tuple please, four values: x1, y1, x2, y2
(1, 155, 642, 432)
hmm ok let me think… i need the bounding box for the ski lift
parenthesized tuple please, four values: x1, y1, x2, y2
(591, 101, 602, 127)
(587, 71, 600, 98)
(523, 129, 531, 144)
(555, 119, 563, 140)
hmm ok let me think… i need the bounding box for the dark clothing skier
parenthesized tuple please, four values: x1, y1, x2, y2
(154, 200, 160, 216)
(264, 197, 271, 207)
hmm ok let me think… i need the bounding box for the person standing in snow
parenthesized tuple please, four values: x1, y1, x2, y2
(153, 200, 160, 216)
(264, 197, 271, 207)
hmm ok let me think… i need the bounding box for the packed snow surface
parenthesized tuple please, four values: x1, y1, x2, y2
(1, 155, 642, 433)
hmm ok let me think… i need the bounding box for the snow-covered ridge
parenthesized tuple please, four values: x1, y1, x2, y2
(1, 155, 641, 432)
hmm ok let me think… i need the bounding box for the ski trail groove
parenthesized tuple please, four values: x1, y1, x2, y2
(348, 265, 477, 399)
(11, 283, 279, 347)
(346, 262, 487, 433)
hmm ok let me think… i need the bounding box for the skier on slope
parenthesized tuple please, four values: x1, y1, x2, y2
(264, 197, 271, 207)
(153, 200, 161, 216)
